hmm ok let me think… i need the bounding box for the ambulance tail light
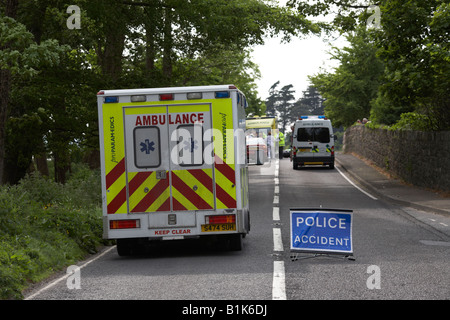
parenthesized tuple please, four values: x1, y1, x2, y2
(215, 91, 230, 98)
(110, 219, 140, 229)
(159, 93, 174, 101)
(205, 215, 236, 225)
(331, 145, 335, 156)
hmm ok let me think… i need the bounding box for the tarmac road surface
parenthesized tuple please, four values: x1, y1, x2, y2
(25, 153, 450, 301)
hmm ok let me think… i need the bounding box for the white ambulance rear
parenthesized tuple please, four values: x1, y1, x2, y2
(291, 115, 336, 169)
(97, 85, 250, 255)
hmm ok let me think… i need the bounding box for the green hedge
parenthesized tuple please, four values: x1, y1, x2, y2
(0, 164, 104, 299)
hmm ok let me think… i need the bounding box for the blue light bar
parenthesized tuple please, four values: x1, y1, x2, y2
(318, 115, 326, 119)
(300, 116, 308, 119)
(104, 96, 119, 103)
(215, 91, 230, 98)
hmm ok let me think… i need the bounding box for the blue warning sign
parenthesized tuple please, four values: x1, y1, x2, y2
(290, 209, 353, 254)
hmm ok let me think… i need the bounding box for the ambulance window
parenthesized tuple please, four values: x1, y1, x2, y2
(315, 128, 330, 143)
(176, 124, 204, 166)
(134, 126, 161, 168)
(297, 128, 314, 142)
(297, 128, 330, 143)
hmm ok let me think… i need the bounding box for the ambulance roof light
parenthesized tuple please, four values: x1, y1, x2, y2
(104, 96, 119, 103)
(215, 91, 230, 98)
(131, 95, 146, 102)
(299, 116, 308, 120)
(187, 92, 202, 100)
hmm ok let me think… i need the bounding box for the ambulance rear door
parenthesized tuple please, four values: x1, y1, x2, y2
(123, 103, 214, 230)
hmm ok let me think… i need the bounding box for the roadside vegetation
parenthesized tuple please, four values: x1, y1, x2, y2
(0, 163, 104, 300)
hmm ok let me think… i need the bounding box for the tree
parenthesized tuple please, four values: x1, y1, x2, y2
(309, 27, 384, 127)
(265, 82, 295, 133)
(0, 4, 66, 183)
(371, 0, 450, 129)
(0, 0, 326, 184)
(292, 85, 325, 117)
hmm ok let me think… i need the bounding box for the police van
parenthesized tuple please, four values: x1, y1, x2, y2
(97, 85, 250, 255)
(291, 115, 336, 169)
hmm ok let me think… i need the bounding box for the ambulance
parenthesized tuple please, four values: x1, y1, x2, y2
(291, 115, 336, 169)
(97, 85, 250, 255)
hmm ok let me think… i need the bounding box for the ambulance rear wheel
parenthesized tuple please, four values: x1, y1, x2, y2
(116, 239, 132, 256)
(228, 234, 242, 251)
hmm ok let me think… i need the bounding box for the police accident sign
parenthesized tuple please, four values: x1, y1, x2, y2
(290, 209, 353, 254)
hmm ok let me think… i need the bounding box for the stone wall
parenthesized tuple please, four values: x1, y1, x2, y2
(343, 126, 450, 192)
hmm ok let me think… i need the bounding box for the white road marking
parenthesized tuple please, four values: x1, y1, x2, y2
(336, 166, 378, 200)
(273, 228, 284, 252)
(272, 261, 287, 300)
(273, 207, 280, 221)
(25, 246, 116, 300)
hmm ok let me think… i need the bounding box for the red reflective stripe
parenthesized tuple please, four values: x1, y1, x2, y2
(107, 187, 126, 214)
(171, 172, 212, 210)
(106, 158, 125, 189)
(172, 197, 187, 211)
(157, 197, 171, 212)
(214, 155, 235, 184)
(131, 178, 169, 213)
(187, 169, 213, 193)
(215, 184, 237, 208)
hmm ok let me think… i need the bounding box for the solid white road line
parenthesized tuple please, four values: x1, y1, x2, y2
(25, 245, 116, 300)
(336, 166, 378, 200)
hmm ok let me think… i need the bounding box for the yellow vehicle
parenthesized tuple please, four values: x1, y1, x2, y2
(245, 116, 278, 162)
(97, 85, 250, 255)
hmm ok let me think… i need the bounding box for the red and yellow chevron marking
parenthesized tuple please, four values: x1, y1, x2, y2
(129, 171, 170, 213)
(105, 155, 237, 213)
(214, 154, 237, 209)
(171, 169, 214, 211)
(106, 158, 127, 214)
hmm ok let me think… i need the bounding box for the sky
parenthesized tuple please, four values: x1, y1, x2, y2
(249, 0, 350, 102)
(251, 32, 348, 102)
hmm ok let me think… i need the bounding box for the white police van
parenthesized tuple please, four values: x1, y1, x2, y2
(291, 116, 336, 169)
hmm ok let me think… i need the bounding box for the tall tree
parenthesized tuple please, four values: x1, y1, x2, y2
(309, 27, 384, 127)
(265, 82, 295, 133)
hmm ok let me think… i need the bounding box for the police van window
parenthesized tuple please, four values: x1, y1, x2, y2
(177, 124, 204, 166)
(134, 126, 161, 168)
(297, 128, 330, 143)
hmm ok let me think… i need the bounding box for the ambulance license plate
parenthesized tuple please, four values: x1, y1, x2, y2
(201, 224, 236, 232)
(299, 148, 311, 152)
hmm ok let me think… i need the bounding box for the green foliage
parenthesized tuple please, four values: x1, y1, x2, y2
(389, 112, 437, 131)
(309, 27, 384, 128)
(0, 165, 103, 299)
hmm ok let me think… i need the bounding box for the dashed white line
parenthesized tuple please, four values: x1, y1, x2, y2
(273, 207, 280, 221)
(273, 228, 284, 252)
(272, 261, 286, 300)
(272, 160, 286, 300)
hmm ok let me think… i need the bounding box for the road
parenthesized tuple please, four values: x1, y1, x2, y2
(26, 156, 450, 302)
